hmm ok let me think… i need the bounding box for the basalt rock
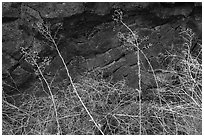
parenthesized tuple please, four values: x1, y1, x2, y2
(2, 2, 202, 97)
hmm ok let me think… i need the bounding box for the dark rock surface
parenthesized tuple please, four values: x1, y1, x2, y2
(2, 2, 202, 97)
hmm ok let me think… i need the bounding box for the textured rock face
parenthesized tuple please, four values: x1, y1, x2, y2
(2, 2, 202, 96)
(26, 2, 85, 18)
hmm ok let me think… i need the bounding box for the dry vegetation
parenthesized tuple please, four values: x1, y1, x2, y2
(2, 10, 202, 135)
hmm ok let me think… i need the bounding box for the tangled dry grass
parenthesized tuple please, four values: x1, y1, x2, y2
(2, 45, 202, 134)
(2, 11, 202, 135)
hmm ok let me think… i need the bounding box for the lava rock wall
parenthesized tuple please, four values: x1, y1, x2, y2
(2, 2, 202, 96)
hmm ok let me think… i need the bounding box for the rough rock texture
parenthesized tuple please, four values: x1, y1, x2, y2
(2, 2, 202, 97)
